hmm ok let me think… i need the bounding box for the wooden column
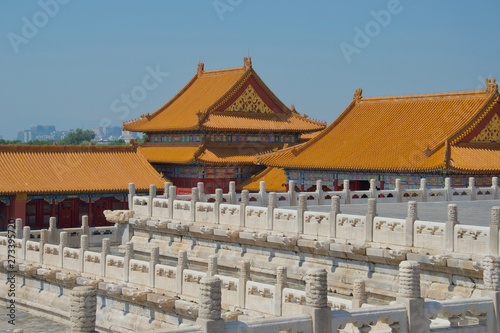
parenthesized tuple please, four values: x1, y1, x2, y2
(13, 193, 27, 227)
(87, 197, 93, 227)
(122, 195, 127, 209)
(51, 198, 57, 217)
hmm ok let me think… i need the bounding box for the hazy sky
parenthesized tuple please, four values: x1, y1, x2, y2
(1, 1, 499, 139)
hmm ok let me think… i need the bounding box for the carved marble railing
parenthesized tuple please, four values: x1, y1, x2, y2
(336, 214, 366, 241)
(5, 216, 120, 247)
(424, 298, 495, 332)
(129, 177, 499, 220)
(132, 195, 150, 216)
(332, 305, 408, 332)
(128, 199, 500, 258)
(2, 235, 361, 319)
(2, 233, 500, 333)
(223, 315, 313, 333)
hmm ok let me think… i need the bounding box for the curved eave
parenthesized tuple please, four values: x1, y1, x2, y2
(0, 182, 165, 196)
(446, 166, 500, 174)
(196, 155, 258, 166)
(261, 158, 447, 173)
(195, 160, 257, 166)
(148, 157, 196, 164)
(200, 125, 324, 133)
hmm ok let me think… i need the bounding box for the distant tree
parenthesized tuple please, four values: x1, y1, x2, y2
(107, 139, 126, 145)
(59, 129, 96, 145)
(0, 139, 23, 145)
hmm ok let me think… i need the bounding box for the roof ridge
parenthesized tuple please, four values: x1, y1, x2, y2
(201, 67, 246, 75)
(292, 112, 328, 127)
(359, 89, 489, 102)
(292, 99, 357, 155)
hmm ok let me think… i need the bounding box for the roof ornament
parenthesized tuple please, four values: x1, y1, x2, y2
(197, 110, 209, 125)
(353, 88, 363, 101)
(197, 62, 205, 77)
(424, 146, 432, 157)
(290, 104, 297, 113)
(486, 78, 498, 94)
(244, 56, 252, 70)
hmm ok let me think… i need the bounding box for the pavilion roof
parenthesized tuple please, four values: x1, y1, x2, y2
(138, 143, 283, 165)
(123, 58, 325, 133)
(258, 79, 500, 174)
(0, 145, 165, 195)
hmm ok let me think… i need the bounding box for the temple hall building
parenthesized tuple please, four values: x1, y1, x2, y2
(258, 78, 500, 191)
(0, 144, 164, 231)
(123, 57, 325, 193)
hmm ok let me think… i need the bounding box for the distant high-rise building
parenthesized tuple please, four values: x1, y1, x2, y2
(17, 130, 32, 143)
(93, 126, 123, 141)
(29, 125, 56, 141)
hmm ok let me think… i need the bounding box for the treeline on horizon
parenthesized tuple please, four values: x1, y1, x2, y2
(0, 129, 129, 146)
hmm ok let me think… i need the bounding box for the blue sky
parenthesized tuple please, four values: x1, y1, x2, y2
(1, 0, 499, 139)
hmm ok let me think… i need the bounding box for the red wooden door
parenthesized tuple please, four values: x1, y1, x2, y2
(0, 202, 8, 231)
(58, 199, 88, 228)
(26, 199, 51, 230)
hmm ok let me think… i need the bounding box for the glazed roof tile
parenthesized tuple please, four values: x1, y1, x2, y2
(237, 167, 287, 192)
(138, 145, 200, 164)
(0, 145, 165, 195)
(449, 145, 500, 173)
(137, 141, 288, 166)
(197, 146, 259, 165)
(203, 113, 324, 132)
(259, 83, 500, 173)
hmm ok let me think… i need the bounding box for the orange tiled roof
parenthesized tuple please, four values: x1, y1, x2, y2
(203, 113, 324, 132)
(197, 146, 258, 165)
(299, 130, 323, 142)
(449, 145, 500, 173)
(138, 143, 280, 165)
(0, 145, 165, 195)
(237, 167, 287, 192)
(259, 81, 500, 173)
(123, 59, 325, 133)
(138, 145, 201, 164)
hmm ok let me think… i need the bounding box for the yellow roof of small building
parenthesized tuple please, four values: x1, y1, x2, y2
(259, 79, 500, 174)
(138, 143, 282, 165)
(123, 58, 325, 133)
(138, 145, 200, 164)
(237, 167, 287, 192)
(0, 145, 165, 195)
